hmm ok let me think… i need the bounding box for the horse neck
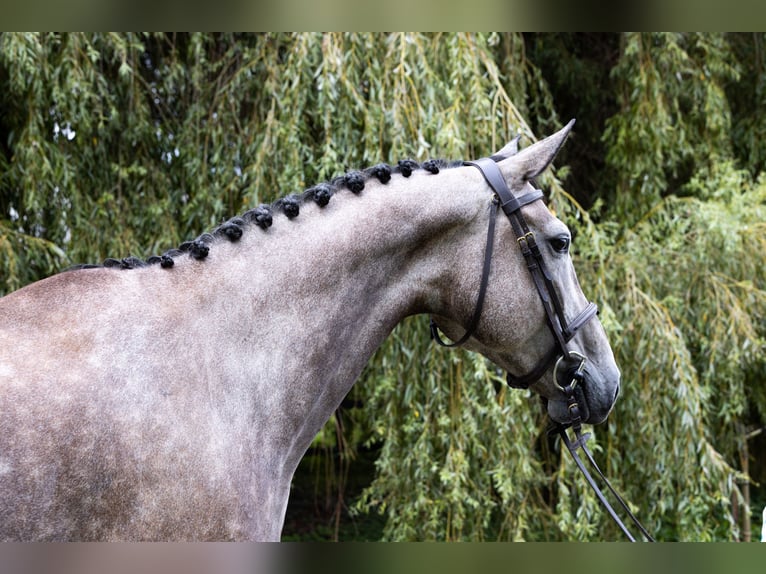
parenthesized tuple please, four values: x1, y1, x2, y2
(195, 168, 488, 461)
(223, 167, 487, 329)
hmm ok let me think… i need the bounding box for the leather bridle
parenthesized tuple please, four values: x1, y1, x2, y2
(430, 157, 655, 542)
(429, 156, 599, 390)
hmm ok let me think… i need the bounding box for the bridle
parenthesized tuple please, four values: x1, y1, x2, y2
(429, 156, 598, 390)
(430, 157, 655, 542)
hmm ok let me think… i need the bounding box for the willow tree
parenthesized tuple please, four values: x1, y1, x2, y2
(589, 33, 766, 541)
(1, 32, 765, 541)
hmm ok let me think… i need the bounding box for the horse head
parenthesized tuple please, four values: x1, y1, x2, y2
(431, 121, 620, 426)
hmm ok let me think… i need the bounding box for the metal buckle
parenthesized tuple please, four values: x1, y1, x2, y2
(553, 351, 586, 393)
(517, 231, 534, 247)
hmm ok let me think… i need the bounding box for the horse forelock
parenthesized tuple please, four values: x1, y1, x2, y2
(71, 158, 464, 272)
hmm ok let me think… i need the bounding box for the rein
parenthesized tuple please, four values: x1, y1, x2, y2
(430, 157, 654, 542)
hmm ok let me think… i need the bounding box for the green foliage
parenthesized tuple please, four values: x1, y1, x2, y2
(355, 321, 555, 541)
(593, 165, 766, 540)
(727, 33, 766, 177)
(2, 33, 766, 541)
(603, 33, 740, 223)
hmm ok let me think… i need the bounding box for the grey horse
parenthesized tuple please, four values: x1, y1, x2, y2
(0, 121, 620, 540)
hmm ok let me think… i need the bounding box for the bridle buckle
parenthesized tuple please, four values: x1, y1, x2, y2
(517, 231, 535, 247)
(553, 351, 586, 393)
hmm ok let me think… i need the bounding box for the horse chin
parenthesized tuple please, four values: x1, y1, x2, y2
(545, 387, 592, 426)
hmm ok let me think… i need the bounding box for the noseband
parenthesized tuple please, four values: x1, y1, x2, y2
(429, 157, 599, 390)
(430, 157, 655, 542)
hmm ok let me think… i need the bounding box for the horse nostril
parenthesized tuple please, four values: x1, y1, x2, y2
(612, 383, 621, 402)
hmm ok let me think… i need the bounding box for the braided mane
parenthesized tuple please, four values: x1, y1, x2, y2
(73, 158, 461, 271)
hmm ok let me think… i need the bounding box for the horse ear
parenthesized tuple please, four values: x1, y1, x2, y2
(490, 135, 521, 161)
(500, 119, 575, 180)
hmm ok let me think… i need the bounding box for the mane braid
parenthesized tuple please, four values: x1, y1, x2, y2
(72, 158, 462, 272)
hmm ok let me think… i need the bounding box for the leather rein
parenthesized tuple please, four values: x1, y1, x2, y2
(430, 157, 654, 542)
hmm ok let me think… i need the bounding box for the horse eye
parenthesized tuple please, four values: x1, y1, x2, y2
(550, 236, 570, 254)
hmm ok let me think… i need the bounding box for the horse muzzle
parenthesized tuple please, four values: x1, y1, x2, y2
(545, 351, 620, 426)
